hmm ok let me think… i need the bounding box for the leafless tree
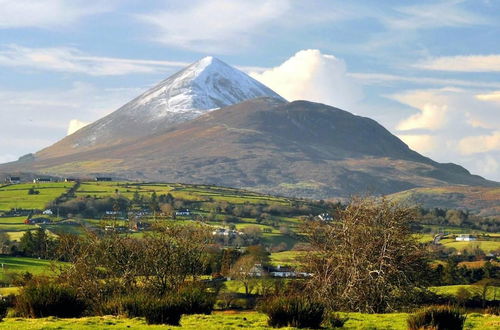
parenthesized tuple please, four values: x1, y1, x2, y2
(303, 197, 428, 313)
(230, 255, 261, 297)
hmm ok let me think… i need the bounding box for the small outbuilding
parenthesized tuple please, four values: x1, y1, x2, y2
(455, 234, 477, 242)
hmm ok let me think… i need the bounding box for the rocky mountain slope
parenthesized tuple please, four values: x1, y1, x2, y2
(4, 98, 497, 199)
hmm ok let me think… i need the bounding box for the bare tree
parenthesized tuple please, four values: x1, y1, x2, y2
(230, 255, 261, 297)
(303, 197, 428, 313)
(140, 222, 212, 295)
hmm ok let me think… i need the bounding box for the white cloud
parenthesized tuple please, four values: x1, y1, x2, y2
(250, 49, 363, 110)
(138, 0, 291, 52)
(474, 155, 499, 178)
(476, 91, 500, 102)
(389, 87, 500, 180)
(67, 119, 90, 135)
(0, 45, 189, 76)
(350, 72, 500, 89)
(416, 55, 500, 72)
(397, 104, 448, 131)
(0, 0, 111, 29)
(387, 1, 486, 30)
(397, 134, 437, 154)
(458, 131, 500, 155)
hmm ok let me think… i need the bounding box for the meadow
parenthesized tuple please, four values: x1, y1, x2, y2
(0, 181, 498, 329)
(430, 284, 500, 301)
(0, 311, 497, 329)
(439, 238, 500, 253)
(0, 256, 62, 281)
(0, 182, 73, 211)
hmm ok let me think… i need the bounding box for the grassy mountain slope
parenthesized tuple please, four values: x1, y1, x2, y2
(1, 98, 497, 199)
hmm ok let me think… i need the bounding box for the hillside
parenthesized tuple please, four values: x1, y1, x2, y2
(390, 186, 500, 219)
(4, 98, 496, 199)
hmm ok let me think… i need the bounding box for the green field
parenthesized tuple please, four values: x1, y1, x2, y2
(75, 182, 290, 205)
(0, 182, 73, 211)
(0, 311, 497, 329)
(0, 256, 63, 280)
(269, 250, 306, 266)
(440, 238, 500, 253)
(431, 284, 500, 301)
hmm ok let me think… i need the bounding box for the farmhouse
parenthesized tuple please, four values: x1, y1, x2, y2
(131, 221, 151, 231)
(33, 177, 51, 183)
(65, 177, 78, 182)
(456, 234, 477, 241)
(24, 217, 51, 225)
(317, 213, 333, 221)
(175, 209, 191, 216)
(42, 209, 54, 215)
(7, 176, 21, 184)
(268, 265, 313, 278)
(212, 227, 243, 237)
(95, 177, 112, 182)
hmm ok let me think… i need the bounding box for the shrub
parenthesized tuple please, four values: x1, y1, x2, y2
(323, 312, 349, 328)
(103, 293, 186, 325)
(142, 297, 184, 326)
(178, 286, 215, 315)
(0, 297, 9, 321)
(485, 306, 500, 316)
(102, 294, 147, 318)
(407, 305, 467, 330)
(15, 282, 86, 318)
(259, 295, 325, 328)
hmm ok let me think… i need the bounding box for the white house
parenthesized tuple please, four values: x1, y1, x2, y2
(42, 209, 53, 216)
(175, 209, 190, 216)
(8, 176, 21, 184)
(318, 213, 333, 221)
(456, 234, 477, 241)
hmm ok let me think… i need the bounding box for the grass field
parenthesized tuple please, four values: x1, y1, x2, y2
(0, 256, 63, 280)
(0, 311, 497, 329)
(0, 182, 73, 211)
(439, 238, 500, 253)
(431, 284, 500, 301)
(75, 182, 290, 206)
(269, 250, 306, 266)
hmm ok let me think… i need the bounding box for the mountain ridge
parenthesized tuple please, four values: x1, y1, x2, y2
(4, 97, 496, 199)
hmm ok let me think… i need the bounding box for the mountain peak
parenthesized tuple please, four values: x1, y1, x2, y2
(128, 55, 284, 119)
(35, 56, 285, 157)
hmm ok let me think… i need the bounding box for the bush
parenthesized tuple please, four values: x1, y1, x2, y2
(102, 294, 146, 318)
(259, 295, 325, 328)
(0, 297, 9, 321)
(178, 285, 215, 315)
(15, 282, 86, 318)
(143, 297, 184, 325)
(103, 293, 187, 326)
(407, 305, 467, 330)
(485, 306, 500, 316)
(323, 312, 348, 328)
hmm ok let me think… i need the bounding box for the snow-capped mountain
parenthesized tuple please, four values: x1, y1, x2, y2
(130, 56, 284, 120)
(35, 56, 285, 158)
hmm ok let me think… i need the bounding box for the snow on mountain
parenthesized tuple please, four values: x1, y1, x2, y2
(38, 56, 285, 155)
(131, 56, 285, 120)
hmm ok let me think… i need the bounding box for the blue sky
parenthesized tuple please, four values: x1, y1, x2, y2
(1, 0, 499, 180)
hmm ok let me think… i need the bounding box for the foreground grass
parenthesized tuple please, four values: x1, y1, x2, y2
(0, 311, 498, 329)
